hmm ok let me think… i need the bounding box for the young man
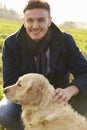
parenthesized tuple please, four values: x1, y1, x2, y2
(0, 0, 87, 129)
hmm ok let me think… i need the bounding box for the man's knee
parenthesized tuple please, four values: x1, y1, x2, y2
(0, 97, 23, 129)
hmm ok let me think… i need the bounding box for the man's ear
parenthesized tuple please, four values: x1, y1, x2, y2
(48, 16, 52, 27)
(23, 17, 26, 28)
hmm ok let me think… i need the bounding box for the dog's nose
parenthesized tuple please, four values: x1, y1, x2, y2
(3, 89, 8, 94)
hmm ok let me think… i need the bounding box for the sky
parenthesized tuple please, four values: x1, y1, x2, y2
(0, 0, 87, 25)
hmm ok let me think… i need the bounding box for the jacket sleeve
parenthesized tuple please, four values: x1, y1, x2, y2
(2, 36, 21, 88)
(64, 32, 87, 96)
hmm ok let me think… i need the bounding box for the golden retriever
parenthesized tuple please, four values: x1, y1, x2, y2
(4, 73, 87, 130)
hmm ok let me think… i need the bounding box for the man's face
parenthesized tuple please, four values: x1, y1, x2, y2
(23, 8, 52, 42)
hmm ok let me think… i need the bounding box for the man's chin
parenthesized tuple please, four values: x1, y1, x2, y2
(32, 38, 42, 42)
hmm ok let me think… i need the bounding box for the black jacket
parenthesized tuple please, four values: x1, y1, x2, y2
(2, 23, 87, 98)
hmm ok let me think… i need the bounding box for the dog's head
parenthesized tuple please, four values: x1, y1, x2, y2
(4, 73, 54, 106)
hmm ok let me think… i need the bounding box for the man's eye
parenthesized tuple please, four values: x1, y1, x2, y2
(39, 19, 45, 22)
(27, 19, 33, 22)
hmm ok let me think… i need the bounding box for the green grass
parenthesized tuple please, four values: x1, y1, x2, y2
(0, 53, 3, 100)
(0, 19, 87, 100)
(60, 26, 87, 56)
(0, 19, 22, 100)
(0, 125, 4, 130)
(0, 19, 22, 47)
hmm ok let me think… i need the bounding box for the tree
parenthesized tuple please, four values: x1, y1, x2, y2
(0, 3, 21, 20)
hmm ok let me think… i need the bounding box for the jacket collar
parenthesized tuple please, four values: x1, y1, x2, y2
(16, 22, 64, 49)
(16, 22, 65, 73)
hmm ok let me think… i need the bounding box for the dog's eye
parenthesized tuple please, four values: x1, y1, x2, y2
(18, 82, 21, 87)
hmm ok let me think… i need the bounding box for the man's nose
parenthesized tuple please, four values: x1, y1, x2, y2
(33, 21, 39, 28)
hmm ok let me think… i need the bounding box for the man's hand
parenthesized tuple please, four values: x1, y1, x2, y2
(53, 85, 79, 104)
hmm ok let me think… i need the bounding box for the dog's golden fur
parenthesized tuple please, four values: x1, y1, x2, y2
(4, 73, 87, 130)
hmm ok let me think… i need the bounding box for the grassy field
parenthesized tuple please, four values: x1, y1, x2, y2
(0, 19, 87, 100)
(0, 19, 22, 100)
(60, 26, 87, 56)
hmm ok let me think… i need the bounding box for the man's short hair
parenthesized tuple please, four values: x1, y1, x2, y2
(23, 0, 51, 16)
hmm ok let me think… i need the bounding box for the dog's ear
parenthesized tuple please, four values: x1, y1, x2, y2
(21, 80, 44, 105)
